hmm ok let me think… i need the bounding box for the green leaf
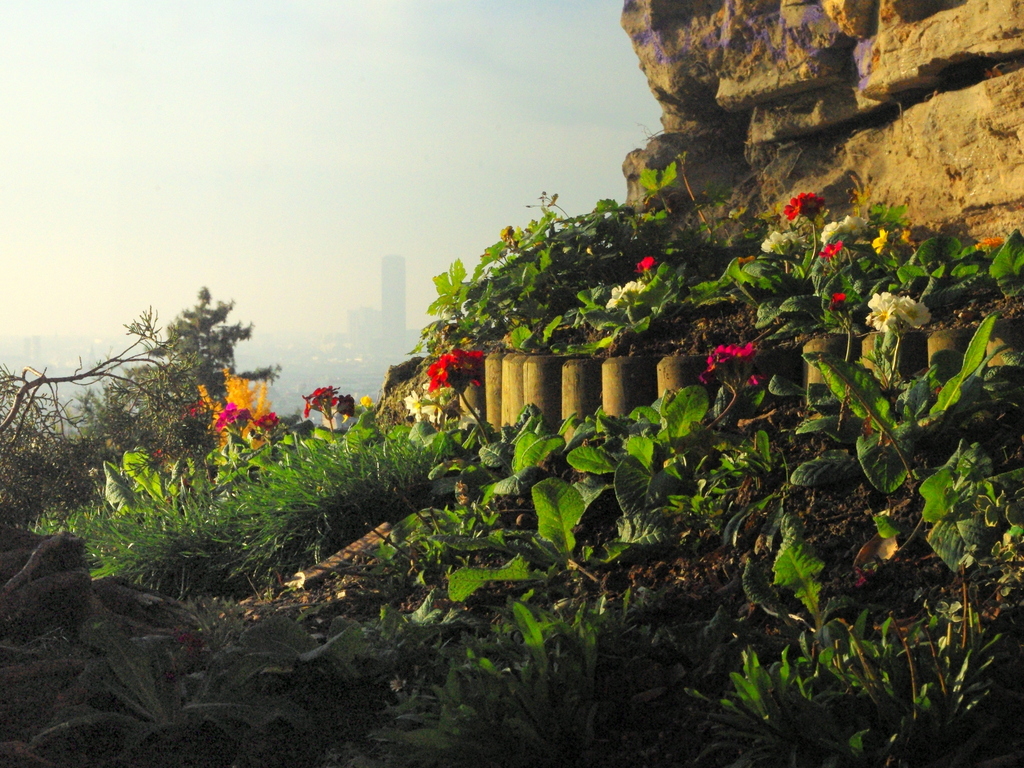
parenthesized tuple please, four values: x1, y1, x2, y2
(661, 386, 708, 440)
(533, 478, 586, 556)
(479, 442, 513, 471)
(932, 313, 997, 415)
(809, 353, 895, 432)
(239, 614, 319, 656)
(625, 435, 656, 470)
(448, 555, 532, 601)
(856, 435, 909, 494)
(122, 451, 163, 502)
(790, 450, 861, 487)
(491, 465, 545, 496)
(573, 475, 609, 510)
(927, 520, 971, 571)
(919, 468, 956, 522)
(742, 560, 780, 612)
(80, 620, 171, 723)
(628, 405, 661, 423)
(989, 230, 1024, 296)
(616, 510, 670, 546)
(768, 374, 805, 397)
(566, 445, 616, 475)
(103, 463, 139, 511)
(513, 433, 563, 472)
(541, 315, 563, 343)
(614, 455, 650, 515)
(773, 543, 824, 620)
(873, 514, 901, 538)
(509, 326, 534, 350)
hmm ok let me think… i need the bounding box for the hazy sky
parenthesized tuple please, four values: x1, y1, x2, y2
(0, 1, 661, 342)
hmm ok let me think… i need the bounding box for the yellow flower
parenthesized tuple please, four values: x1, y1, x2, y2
(872, 229, 889, 254)
(360, 395, 373, 409)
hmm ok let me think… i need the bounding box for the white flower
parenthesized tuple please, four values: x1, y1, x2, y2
(760, 230, 804, 254)
(865, 292, 930, 332)
(840, 215, 867, 238)
(895, 296, 930, 328)
(821, 215, 868, 243)
(865, 292, 901, 332)
(606, 280, 646, 309)
(403, 387, 446, 424)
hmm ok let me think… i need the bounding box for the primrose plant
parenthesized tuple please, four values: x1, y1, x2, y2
(571, 256, 684, 353)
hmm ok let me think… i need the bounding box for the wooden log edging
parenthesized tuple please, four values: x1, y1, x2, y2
(482, 319, 1024, 429)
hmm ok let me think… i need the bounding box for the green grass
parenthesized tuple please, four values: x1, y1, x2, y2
(48, 432, 439, 598)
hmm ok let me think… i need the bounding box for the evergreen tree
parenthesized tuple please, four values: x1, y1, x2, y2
(164, 287, 279, 399)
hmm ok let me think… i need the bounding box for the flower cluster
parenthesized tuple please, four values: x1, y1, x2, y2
(303, 386, 355, 420)
(821, 215, 867, 243)
(606, 280, 646, 309)
(783, 192, 826, 221)
(760, 230, 804, 255)
(252, 412, 280, 432)
(865, 292, 931, 333)
(699, 342, 763, 389)
(427, 349, 485, 393)
(404, 383, 448, 424)
(214, 402, 252, 431)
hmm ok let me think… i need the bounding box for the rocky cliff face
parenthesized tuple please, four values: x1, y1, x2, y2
(621, 0, 1024, 237)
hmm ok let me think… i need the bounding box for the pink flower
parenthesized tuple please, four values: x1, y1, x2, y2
(783, 192, 826, 221)
(215, 403, 252, 431)
(635, 256, 658, 273)
(699, 343, 757, 385)
(820, 241, 843, 259)
(427, 349, 485, 393)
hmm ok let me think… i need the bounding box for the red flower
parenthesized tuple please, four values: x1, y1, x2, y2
(783, 192, 826, 221)
(336, 394, 356, 419)
(820, 241, 843, 259)
(187, 400, 208, 418)
(829, 292, 847, 311)
(252, 412, 280, 431)
(215, 403, 252, 431)
(303, 386, 339, 418)
(635, 256, 658, 273)
(427, 349, 485, 392)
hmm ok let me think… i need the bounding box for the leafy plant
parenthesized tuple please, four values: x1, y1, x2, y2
(795, 313, 1004, 493)
(988, 230, 1024, 296)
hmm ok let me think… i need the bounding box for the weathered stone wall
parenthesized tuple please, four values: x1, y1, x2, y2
(622, 0, 1024, 237)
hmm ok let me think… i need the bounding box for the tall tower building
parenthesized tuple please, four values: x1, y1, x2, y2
(380, 255, 407, 358)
